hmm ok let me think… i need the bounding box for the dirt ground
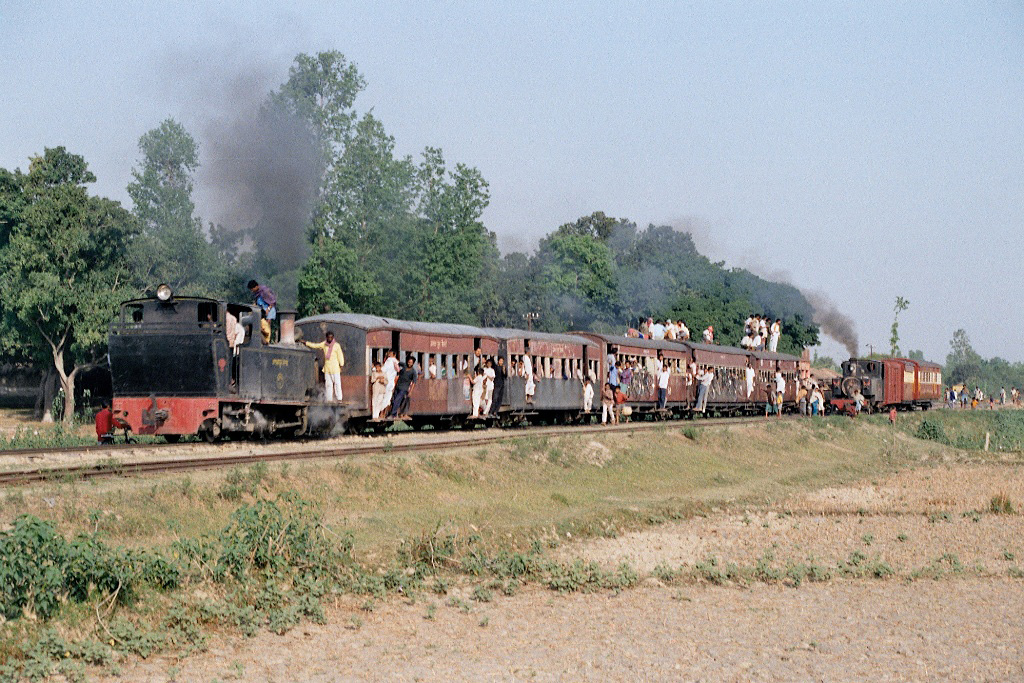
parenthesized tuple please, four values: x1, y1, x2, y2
(97, 460, 1024, 683)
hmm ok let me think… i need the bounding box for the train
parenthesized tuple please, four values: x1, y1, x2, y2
(107, 286, 938, 441)
(826, 357, 943, 414)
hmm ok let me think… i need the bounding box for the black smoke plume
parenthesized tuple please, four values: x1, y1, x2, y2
(199, 78, 321, 275)
(805, 292, 860, 357)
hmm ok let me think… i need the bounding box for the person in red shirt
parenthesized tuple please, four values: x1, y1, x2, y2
(95, 400, 114, 444)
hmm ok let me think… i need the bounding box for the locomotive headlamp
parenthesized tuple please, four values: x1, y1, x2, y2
(156, 284, 173, 302)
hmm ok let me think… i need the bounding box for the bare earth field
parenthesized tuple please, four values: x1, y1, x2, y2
(96, 461, 1024, 683)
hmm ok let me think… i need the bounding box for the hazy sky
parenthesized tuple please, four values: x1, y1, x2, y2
(1, 2, 1021, 363)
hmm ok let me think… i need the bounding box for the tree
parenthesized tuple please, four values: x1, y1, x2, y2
(946, 328, 982, 387)
(535, 228, 620, 331)
(127, 119, 220, 295)
(0, 148, 136, 422)
(890, 296, 910, 357)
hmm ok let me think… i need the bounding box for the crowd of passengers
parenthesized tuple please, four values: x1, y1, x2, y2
(625, 314, 784, 352)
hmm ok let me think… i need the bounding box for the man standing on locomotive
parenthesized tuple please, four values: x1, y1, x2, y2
(304, 330, 345, 402)
(247, 280, 277, 343)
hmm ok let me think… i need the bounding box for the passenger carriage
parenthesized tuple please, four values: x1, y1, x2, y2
(750, 350, 801, 409)
(577, 333, 692, 418)
(481, 329, 599, 423)
(295, 313, 500, 431)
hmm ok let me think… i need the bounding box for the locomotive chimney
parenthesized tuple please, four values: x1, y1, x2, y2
(279, 311, 296, 344)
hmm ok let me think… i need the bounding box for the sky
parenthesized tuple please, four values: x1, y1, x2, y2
(1, 1, 1022, 363)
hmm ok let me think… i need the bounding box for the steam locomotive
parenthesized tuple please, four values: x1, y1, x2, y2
(107, 286, 937, 441)
(826, 357, 943, 413)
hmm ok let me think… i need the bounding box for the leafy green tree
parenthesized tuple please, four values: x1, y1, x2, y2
(946, 328, 983, 387)
(535, 227, 620, 331)
(415, 149, 496, 324)
(0, 148, 136, 422)
(297, 237, 380, 316)
(127, 119, 220, 295)
(890, 296, 910, 356)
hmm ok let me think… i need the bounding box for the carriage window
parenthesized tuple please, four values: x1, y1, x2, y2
(126, 304, 144, 324)
(198, 302, 218, 323)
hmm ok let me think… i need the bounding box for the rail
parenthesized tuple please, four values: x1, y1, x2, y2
(0, 416, 785, 486)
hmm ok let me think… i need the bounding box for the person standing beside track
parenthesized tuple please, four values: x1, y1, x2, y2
(304, 330, 345, 402)
(95, 400, 114, 444)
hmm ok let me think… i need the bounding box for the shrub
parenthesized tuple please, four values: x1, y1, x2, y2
(0, 516, 177, 622)
(990, 493, 1015, 515)
(915, 419, 947, 443)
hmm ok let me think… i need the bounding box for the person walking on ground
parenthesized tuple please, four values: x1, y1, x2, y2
(303, 330, 345, 402)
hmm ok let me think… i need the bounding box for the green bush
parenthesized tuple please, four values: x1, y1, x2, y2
(0, 516, 177, 621)
(915, 419, 948, 444)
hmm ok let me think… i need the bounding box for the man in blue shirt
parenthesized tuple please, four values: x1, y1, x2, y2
(247, 280, 277, 343)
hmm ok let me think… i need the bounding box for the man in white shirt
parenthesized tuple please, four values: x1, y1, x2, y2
(657, 365, 671, 410)
(696, 367, 714, 413)
(678, 321, 690, 341)
(649, 321, 666, 340)
(769, 319, 781, 353)
(745, 360, 755, 398)
(702, 326, 714, 344)
(382, 350, 401, 417)
(583, 378, 594, 412)
(744, 316, 754, 335)
(483, 360, 496, 413)
(740, 333, 753, 349)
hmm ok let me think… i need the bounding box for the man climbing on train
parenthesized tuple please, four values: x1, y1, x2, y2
(247, 279, 277, 343)
(303, 330, 345, 402)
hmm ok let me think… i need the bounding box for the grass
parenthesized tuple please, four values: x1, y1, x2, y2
(3, 414, 1019, 678)
(0, 419, 935, 563)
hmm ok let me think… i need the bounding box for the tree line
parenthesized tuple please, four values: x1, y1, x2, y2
(0, 50, 822, 423)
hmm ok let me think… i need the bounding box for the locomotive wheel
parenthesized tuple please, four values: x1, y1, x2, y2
(163, 434, 181, 444)
(199, 419, 221, 443)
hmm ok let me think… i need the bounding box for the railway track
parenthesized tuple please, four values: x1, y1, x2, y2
(0, 416, 785, 486)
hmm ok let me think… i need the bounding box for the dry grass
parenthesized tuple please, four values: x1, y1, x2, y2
(0, 417, 953, 566)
